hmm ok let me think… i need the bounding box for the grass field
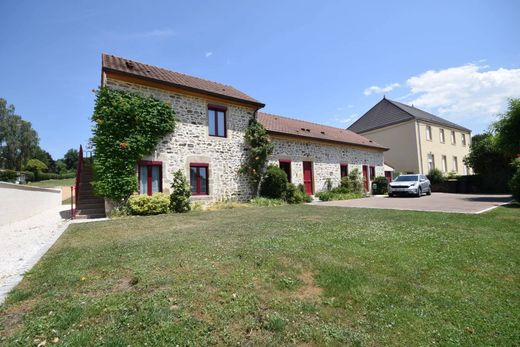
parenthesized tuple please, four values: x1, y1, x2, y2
(1, 204, 519, 346)
(28, 178, 75, 188)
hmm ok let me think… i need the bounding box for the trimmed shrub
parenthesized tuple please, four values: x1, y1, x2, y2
(260, 165, 288, 199)
(170, 170, 191, 213)
(0, 170, 18, 182)
(250, 197, 286, 206)
(427, 168, 445, 184)
(128, 193, 170, 215)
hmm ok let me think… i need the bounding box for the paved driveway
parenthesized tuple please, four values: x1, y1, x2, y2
(311, 193, 513, 214)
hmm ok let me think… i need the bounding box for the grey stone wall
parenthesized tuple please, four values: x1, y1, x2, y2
(105, 77, 256, 203)
(104, 76, 386, 201)
(268, 135, 385, 193)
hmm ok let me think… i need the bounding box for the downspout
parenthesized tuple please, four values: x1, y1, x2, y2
(416, 120, 424, 174)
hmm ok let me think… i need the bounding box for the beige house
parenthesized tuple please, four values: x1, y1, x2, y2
(349, 98, 472, 175)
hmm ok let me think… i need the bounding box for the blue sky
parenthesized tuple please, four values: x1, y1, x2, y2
(1, 0, 519, 159)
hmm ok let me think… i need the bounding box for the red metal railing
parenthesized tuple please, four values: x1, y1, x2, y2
(70, 145, 84, 219)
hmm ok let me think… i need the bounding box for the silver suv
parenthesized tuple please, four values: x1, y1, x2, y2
(388, 174, 432, 197)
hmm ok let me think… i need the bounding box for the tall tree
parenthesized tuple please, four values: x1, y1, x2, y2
(33, 147, 56, 173)
(492, 98, 520, 158)
(63, 148, 79, 171)
(0, 99, 39, 170)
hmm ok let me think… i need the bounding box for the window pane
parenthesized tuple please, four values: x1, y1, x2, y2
(217, 111, 225, 137)
(199, 167, 207, 193)
(208, 110, 216, 136)
(151, 166, 160, 193)
(190, 167, 198, 193)
(139, 166, 148, 195)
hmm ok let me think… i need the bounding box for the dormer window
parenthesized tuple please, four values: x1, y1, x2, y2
(208, 105, 226, 137)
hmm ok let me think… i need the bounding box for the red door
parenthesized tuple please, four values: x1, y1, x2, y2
(362, 165, 369, 192)
(303, 161, 313, 195)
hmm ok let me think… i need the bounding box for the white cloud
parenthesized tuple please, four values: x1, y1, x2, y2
(205, 51, 213, 58)
(109, 28, 175, 40)
(363, 83, 401, 96)
(327, 113, 358, 127)
(404, 64, 520, 124)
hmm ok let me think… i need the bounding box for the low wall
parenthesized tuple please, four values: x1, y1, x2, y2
(0, 183, 61, 226)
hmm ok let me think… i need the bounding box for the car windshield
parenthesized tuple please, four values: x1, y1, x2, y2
(394, 175, 418, 182)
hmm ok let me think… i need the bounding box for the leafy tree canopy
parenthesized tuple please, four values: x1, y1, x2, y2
(26, 158, 48, 173)
(492, 98, 520, 158)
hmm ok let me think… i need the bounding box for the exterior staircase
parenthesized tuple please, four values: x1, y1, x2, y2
(75, 159, 106, 219)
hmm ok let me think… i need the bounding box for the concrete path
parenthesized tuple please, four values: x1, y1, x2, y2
(311, 193, 513, 214)
(0, 206, 71, 304)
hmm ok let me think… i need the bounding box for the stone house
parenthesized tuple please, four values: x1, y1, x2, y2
(349, 97, 472, 176)
(101, 54, 387, 203)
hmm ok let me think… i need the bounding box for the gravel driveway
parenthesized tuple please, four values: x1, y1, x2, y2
(311, 193, 513, 214)
(0, 206, 70, 304)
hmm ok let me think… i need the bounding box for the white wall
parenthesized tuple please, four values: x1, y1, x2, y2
(0, 183, 61, 226)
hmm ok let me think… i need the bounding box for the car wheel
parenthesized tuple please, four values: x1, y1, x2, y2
(416, 187, 422, 197)
(388, 193, 394, 197)
(426, 186, 432, 196)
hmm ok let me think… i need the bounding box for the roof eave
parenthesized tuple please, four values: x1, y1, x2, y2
(102, 67, 266, 108)
(266, 130, 388, 151)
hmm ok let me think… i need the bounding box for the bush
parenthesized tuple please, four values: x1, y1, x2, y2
(26, 159, 48, 173)
(170, 170, 191, 213)
(284, 183, 312, 204)
(427, 168, 445, 184)
(250, 197, 286, 206)
(260, 165, 288, 199)
(372, 176, 389, 194)
(340, 168, 364, 194)
(128, 193, 170, 215)
(0, 170, 18, 182)
(510, 158, 520, 201)
(316, 191, 364, 201)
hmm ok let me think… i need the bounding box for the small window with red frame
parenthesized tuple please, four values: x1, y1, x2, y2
(190, 163, 209, 195)
(138, 161, 162, 196)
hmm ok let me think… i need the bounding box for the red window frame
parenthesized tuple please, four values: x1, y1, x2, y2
(190, 163, 209, 195)
(340, 164, 348, 178)
(279, 160, 291, 183)
(369, 166, 375, 180)
(208, 105, 227, 138)
(138, 161, 163, 196)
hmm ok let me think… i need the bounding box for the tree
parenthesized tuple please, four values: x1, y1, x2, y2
(63, 148, 79, 171)
(0, 98, 39, 170)
(170, 170, 191, 213)
(240, 118, 274, 196)
(55, 159, 68, 174)
(464, 133, 510, 175)
(492, 98, 520, 158)
(33, 147, 56, 173)
(26, 158, 48, 173)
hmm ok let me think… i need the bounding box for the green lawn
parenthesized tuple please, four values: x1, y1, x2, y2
(28, 178, 75, 188)
(1, 205, 519, 346)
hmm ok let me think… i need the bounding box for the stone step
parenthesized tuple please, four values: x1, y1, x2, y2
(75, 213, 106, 219)
(76, 207, 105, 215)
(78, 197, 104, 204)
(77, 202, 105, 210)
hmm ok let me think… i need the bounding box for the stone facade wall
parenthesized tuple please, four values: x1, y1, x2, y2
(268, 135, 385, 193)
(105, 76, 256, 203)
(104, 76, 386, 202)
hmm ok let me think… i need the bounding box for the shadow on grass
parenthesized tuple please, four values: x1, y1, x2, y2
(503, 202, 519, 209)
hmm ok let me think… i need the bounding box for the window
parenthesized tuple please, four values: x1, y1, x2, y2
(451, 130, 456, 145)
(426, 126, 432, 141)
(439, 129, 445, 143)
(340, 164, 348, 178)
(427, 154, 435, 171)
(369, 166, 375, 180)
(462, 133, 466, 146)
(441, 155, 447, 173)
(138, 161, 162, 196)
(464, 165, 469, 175)
(190, 163, 209, 195)
(279, 160, 292, 183)
(208, 105, 226, 137)
(452, 156, 458, 172)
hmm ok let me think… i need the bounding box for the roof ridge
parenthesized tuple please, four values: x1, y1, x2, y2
(103, 53, 237, 90)
(258, 111, 359, 134)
